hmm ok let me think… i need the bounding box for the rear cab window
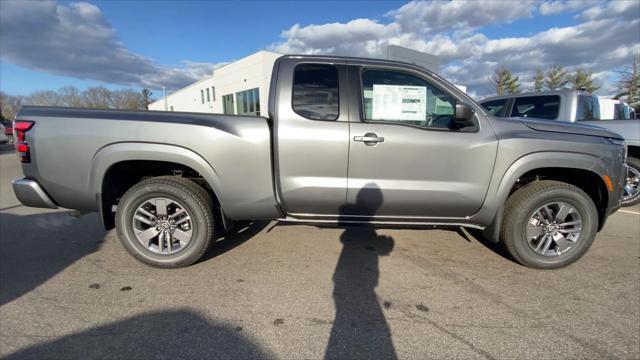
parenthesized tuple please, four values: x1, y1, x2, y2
(292, 64, 339, 121)
(480, 99, 509, 117)
(510, 95, 560, 120)
(576, 95, 600, 121)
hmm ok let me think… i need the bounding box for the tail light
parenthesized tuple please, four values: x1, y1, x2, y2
(14, 120, 34, 163)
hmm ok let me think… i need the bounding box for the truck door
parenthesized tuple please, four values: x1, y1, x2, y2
(273, 59, 350, 215)
(345, 66, 498, 218)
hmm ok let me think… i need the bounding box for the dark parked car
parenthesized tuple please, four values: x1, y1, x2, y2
(1, 119, 13, 143)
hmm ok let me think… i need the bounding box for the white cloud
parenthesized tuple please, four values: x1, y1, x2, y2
(271, 0, 640, 97)
(0, 0, 223, 90)
(539, 0, 597, 16)
(2, 0, 638, 98)
(580, 0, 640, 20)
(388, 0, 536, 33)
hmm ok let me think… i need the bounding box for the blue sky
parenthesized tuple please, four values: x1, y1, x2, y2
(1, 0, 639, 97)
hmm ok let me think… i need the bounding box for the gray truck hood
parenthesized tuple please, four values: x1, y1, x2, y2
(514, 117, 624, 140)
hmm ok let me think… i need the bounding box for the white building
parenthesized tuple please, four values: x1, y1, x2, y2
(150, 46, 450, 116)
(149, 50, 281, 116)
(386, 45, 440, 71)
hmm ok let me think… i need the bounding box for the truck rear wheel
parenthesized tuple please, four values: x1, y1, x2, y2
(622, 157, 640, 207)
(115, 176, 215, 268)
(500, 180, 598, 269)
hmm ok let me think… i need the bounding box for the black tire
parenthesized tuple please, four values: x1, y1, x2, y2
(622, 157, 640, 207)
(115, 176, 215, 268)
(500, 180, 598, 269)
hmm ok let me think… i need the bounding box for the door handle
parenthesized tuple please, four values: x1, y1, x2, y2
(353, 133, 384, 145)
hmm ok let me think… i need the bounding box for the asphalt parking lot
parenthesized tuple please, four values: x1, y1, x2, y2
(0, 147, 639, 360)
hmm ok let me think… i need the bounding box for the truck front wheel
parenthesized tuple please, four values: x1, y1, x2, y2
(115, 176, 215, 268)
(500, 180, 598, 269)
(622, 157, 640, 207)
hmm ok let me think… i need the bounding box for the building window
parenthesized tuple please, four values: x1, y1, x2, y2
(206, 88, 210, 102)
(201, 90, 204, 104)
(212, 87, 216, 101)
(222, 94, 234, 114)
(235, 88, 260, 116)
(292, 64, 339, 121)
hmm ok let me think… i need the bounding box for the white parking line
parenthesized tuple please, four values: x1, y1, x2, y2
(618, 209, 640, 215)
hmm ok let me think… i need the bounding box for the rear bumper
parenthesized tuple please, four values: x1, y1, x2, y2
(12, 178, 58, 209)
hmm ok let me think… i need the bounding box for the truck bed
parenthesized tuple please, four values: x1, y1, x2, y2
(580, 119, 640, 147)
(17, 106, 280, 220)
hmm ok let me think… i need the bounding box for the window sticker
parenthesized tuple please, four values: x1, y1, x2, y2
(371, 85, 426, 121)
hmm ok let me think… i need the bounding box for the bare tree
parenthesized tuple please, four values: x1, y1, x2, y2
(27, 90, 61, 106)
(615, 52, 640, 111)
(58, 86, 85, 107)
(110, 89, 145, 110)
(0, 92, 24, 122)
(4, 86, 148, 113)
(82, 86, 112, 108)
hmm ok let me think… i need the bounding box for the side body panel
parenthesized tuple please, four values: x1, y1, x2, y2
(271, 58, 351, 215)
(19, 108, 279, 219)
(471, 116, 626, 233)
(18, 57, 627, 231)
(271, 56, 624, 228)
(344, 63, 498, 218)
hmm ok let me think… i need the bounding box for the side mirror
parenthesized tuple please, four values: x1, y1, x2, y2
(455, 102, 474, 122)
(453, 102, 477, 132)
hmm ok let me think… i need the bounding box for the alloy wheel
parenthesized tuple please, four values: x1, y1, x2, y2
(526, 202, 582, 257)
(623, 166, 640, 202)
(132, 197, 193, 255)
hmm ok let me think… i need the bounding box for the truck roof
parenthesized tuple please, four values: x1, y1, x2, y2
(480, 89, 592, 102)
(276, 54, 437, 73)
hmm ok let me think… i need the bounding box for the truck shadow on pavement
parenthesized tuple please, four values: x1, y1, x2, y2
(0, 211, 269, 306)
(3, 309, 273, 359)
(0, 211, 105, 306)
(200, 220, 270, 262)
(0, 144, 15, 154)
(325, 184, 398, 360)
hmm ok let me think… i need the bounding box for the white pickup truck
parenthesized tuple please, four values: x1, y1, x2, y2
(481, 89, 640, 206)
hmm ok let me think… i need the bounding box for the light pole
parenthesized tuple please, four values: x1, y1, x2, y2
(163, 86, 168, 111)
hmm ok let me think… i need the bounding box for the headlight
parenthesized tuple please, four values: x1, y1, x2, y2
(608, 138, 625, 146)
(608, 138, 627, 161)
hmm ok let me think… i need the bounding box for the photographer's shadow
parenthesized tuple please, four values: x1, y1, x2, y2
(325, 184, 397, 360)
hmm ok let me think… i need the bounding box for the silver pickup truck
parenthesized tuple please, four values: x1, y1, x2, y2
(12, 55, 627, 269)
(480, 90, 640, 206)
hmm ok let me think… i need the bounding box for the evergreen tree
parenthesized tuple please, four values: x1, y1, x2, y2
(534, 69, 544, 92)
(545, 65, 569, 90)
(569, 67, 600, 93)
(490, 66, 520, 96)
(141, 89, 154, 110)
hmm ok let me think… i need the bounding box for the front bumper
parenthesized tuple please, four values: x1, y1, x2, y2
(12, 178, 58, 209)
